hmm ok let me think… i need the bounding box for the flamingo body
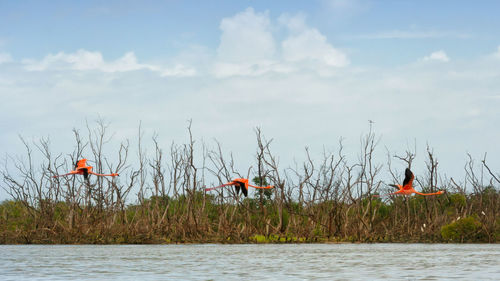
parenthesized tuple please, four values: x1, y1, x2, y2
(389, 168, 444, 196)
(205, 178, 274, 197)
(53, 159, 119, 179)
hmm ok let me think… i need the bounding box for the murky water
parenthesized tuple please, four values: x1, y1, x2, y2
(1, 244, 499, 280)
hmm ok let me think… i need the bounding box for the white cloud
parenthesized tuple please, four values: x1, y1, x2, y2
(160, 64, 197, 77)
(281, 28, 349, 67)
(423, 50, 450, 62)
(214, 9, 349, 77)
(18, 8, 350, 79)
(22, 49, 196, 77)
(217, 8, 276, 64)
(278, 13, 308, 33)
(213, 61, 294, 78)
(0, 52, 12, 64)
(280, 14, 349, 67)
(493, 45, 500, 59)
(213, 8, 279, 77)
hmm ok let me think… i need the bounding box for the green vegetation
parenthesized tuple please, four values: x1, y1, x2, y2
(441, 216, 483, 242)
(0, 188, 498, 244)
(0, 123, 498, 244)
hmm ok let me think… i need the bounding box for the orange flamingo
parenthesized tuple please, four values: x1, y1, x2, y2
(53, 159, 119, 180)
(205, 178, 274, 197)
(388, 168, 444, 196)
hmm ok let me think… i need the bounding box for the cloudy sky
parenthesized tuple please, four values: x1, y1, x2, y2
(1, 0, 500, 198)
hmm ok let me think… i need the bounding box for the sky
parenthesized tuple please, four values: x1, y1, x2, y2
(1, 0, 500, 199)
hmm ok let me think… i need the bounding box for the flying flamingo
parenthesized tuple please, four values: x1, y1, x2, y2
(205, 178, 274, 197)
(53, 159, 119, 180)
(387, 168, 444, 196)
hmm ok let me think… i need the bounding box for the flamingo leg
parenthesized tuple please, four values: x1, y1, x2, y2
(248, 184, 274, 189)
(414, 191, 444, 196)
(88, 171, 119, 177)
(205, 182, 235, 191)
(53, 171, 78, 178)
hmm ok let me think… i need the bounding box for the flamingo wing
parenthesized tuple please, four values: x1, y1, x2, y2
(239, 181, 248, 197)
(402, 168, 414, 189)
(75, 159, 88, 169)
(83, 169, 89, 180)
(388, 184, 401, 190)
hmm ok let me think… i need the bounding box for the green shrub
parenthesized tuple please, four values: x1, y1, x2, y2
(0, 200, 33, 231)
(449, 193, 466, 209)
(441, 216, 484, 242)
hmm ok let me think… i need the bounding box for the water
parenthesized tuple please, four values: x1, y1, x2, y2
(1, 244, 499, 280)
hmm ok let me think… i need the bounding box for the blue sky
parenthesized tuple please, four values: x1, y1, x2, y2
(3, 1, 499, 61)
(1, 0, 500, 199)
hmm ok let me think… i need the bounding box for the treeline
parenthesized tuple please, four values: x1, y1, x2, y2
(1, 121, 499, 244)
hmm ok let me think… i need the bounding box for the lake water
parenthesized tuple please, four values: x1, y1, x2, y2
(1, 244, 499, 280)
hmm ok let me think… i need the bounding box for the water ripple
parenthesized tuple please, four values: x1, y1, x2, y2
(0, 244, 499, 280)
